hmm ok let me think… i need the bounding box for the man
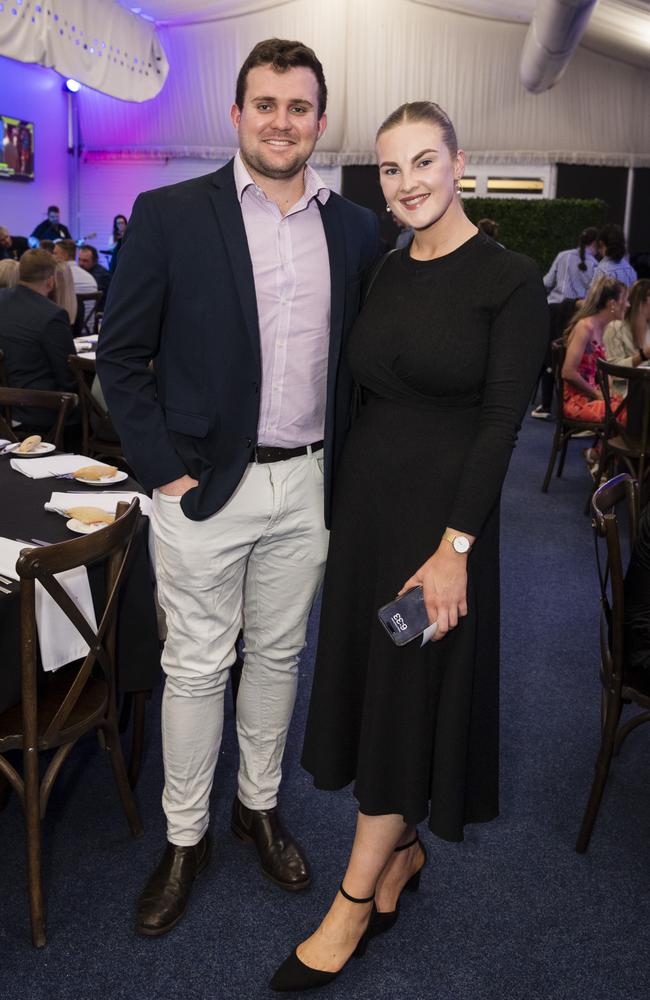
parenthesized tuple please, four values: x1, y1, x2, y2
(78, 244, 111, 300)
(53, 239, 98, 296)
(0, 226, 28, 261)
(0, 249, 77, 425)
(30, 205, 72, 245)
(97, 38, 380, 937)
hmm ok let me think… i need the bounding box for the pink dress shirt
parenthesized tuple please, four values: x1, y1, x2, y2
(234, 151, 331, 448)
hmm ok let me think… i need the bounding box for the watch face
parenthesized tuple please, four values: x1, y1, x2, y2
(452, 535, 471, 554)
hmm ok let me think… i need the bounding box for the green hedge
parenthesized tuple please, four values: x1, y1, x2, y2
(462, 198, 608, 273)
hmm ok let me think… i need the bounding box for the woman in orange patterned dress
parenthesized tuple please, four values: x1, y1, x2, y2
(562, 276, 629, 422)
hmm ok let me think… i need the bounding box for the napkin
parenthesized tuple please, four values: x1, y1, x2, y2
(10, 454, 98, 479)
(0, 537, 98, 672)
(45, 491, 152, 517)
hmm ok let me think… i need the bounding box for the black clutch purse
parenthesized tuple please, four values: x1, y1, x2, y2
(377, 586, 433, 646)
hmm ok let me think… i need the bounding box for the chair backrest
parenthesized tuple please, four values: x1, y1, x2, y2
(75, 291, 103, 337)
(597, 358, 650, 461)
(0, 387, 77, 449)
(591, 474, 640, 695)
(16, 499, 140, 754)
(67, 354, 118, 454)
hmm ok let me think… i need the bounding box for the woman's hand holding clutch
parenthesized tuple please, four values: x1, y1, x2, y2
(399, 545, 469, 642)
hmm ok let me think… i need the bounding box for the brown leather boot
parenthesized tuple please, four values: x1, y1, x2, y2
(231, 797, 310, 891)
(136, 833, 211, 936)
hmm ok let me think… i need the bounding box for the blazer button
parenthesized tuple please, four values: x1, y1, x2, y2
(245, 437, 252, 448)
(252, 382, 259, 394)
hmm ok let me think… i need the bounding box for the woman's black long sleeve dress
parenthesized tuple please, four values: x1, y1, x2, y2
(301, 233, 548, 842)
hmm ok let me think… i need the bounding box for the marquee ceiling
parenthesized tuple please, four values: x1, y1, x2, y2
(118, 0, 650, 69)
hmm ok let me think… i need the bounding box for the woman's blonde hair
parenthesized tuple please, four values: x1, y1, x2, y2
(376, 101, 458, 157)
(51, 262, 77, 325)
(626, 279, 650, 338)
(0, 258, 19, 288)
(563, 275, 625, 342)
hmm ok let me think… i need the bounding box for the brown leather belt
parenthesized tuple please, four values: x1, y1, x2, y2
(251, 440, 324, 464)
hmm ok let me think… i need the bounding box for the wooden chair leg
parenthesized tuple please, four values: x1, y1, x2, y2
(556, 436, 569, 479)
(102, 721, 143, 838)
(24, 747, 46, 947)
(576, 694, 622, 853)
(127, 692, 147, 790)
(542, 429, 562, 492)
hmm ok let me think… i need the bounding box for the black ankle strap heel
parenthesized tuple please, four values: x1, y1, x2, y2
(394, 835, 419, 853)
(339, 883, 375, 904)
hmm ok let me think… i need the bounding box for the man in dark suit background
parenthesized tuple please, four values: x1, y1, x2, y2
(97, 38, 380, 937)
(0, 249, 77, 426)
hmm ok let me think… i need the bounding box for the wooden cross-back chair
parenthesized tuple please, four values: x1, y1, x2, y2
(575, 473, 650, 853)
(67, 354, 125, 464)
(541, 339, 605, 495)
(0, 499, 143, 946)
(0, 387, 77, 451)
(590, 358, 650, 506)
(75, 291, 103, 338)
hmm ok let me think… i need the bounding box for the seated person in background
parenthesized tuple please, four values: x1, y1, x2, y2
(562, 275, 628, 423)
(0, 226, 28, 261)
(0, 249, 77, 426)
(39, 239, 55, 254)
(592, 223, 637, 288)
(603, 279, 650, 395)
(53, 239, 98, 295)
(0, 259, 19, 288)
(30, 205, 72, 245)
(51, 261, 78, 328)
(78, 244, 111, 303)
(477, 218, 504, 247)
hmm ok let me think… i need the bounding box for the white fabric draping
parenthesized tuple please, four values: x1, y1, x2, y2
(0, 0, 168, 101)
(76, 0, 650, 166)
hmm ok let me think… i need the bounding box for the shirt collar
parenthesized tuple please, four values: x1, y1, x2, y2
(234, 150, 330, 206)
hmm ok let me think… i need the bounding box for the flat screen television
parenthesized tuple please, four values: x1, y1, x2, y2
(0, 115, 34, 180)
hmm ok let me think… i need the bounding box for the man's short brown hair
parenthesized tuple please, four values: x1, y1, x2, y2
(235, 38, 327, 119)
(56, 238, 77, 261)
(19, 248, 57, 284)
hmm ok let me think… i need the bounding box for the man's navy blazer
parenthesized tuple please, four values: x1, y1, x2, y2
(96, 160, 380, 523)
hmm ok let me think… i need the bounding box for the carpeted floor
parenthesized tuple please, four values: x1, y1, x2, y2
(1, 416, 649, 1000)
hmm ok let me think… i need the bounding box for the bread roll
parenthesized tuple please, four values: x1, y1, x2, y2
(17, 435, 42, 454)
(72, 464, 118, 481)
(65, 506, 115, 525)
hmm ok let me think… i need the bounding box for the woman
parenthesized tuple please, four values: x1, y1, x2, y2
(532, 227, 599, 419)
(270, 102, 548, 992)
(108, 213, 128, 274)
(592, 223, 637, 288)
(562, 276, 628, 423)
(0, 258, 19, 288)
(603, 279, 650, 390)
(50, 261, 78, 328)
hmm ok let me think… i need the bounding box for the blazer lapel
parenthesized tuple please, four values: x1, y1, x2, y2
(207, 161, 261, 367)
(318, 196, 347, 385)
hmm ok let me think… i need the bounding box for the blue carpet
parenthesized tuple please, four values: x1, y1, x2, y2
(1, 417, 649, 1000)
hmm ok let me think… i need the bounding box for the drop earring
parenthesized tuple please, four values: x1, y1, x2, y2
(386, 204, 392, 213)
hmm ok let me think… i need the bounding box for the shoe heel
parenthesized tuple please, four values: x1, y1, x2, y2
(405, 870, 421, 894)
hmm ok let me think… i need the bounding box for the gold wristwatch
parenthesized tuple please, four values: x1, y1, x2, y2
(442, 530, 472, 554)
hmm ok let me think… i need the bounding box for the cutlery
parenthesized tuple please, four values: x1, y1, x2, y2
(31, 539, 53, 546)
(0, 574, 12, 584)
(46, 470, 75, 479)
(14, 538, 36, 547)
(0, 584, 11, 594)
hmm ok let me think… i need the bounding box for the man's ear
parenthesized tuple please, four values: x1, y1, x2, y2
(230, 103, 242, 131)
